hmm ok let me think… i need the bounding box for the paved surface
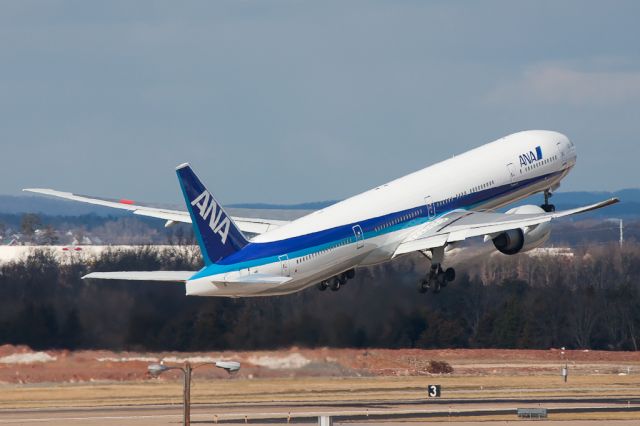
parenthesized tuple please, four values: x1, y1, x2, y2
(1, 398, 639, 425)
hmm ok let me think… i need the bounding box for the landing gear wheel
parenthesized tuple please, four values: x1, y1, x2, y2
(433, 271, 446, 293)
(542, 189, 555, 212)
(419, 264, 454, 293)
(420, 247, 450, 295)
(317, 281, 328, 291)
(444, 267, 456, 283)
(330, 278, 341, 291)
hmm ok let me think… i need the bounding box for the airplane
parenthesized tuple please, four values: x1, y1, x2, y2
(24, 130, 618, 297)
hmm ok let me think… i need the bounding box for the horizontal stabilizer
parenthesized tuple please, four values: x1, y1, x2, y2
(82, 271, 194, 282)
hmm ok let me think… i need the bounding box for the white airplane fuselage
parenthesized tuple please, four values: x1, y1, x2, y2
(186, 130, 577, 297)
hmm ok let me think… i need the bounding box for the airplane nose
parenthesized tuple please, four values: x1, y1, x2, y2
(564, 135, 577, 164)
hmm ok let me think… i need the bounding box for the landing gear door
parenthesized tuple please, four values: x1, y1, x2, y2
(352, 225, 364, 249)
(506, 163, 516, 185)
(425, 196, 435, 219)
(278, 254, 290, 277)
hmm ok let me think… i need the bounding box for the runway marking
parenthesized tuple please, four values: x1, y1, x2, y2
(2, 405, 638, 424)
(0, 413, 216, 424)
(0, 408, 483, 424)
(0, 415, 180, 423)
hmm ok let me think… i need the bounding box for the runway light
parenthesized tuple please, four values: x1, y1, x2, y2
(215, 360, 240, 373)
(148, 363, 169, 377)
(147, 360, 240, 426)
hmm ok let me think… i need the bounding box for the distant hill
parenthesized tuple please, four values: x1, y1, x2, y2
(1, 188, 639, 218)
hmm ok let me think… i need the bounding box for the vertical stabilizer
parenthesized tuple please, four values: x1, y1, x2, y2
(176, 163, 248, 264)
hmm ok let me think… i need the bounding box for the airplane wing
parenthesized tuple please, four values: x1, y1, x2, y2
(393, 198, 619, 257)
(23, 188, 289, 235)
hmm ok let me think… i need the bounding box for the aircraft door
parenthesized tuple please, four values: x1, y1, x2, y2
(506, 163, 516, 185)
(278, 254, 290, 277)
(352, 225, 364, 249)
(425, 196, 435, 219)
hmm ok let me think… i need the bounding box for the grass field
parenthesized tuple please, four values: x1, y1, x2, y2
(2, 373, 639, 409)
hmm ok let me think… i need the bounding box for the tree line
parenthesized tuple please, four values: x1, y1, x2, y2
(0, 243, 639, 351)
(2, 212, 637, 246)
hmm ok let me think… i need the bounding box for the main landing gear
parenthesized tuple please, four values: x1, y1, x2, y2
(317, 269, 356, 292)
(419, 246, 455, 294)
(541, 189, 556, 213)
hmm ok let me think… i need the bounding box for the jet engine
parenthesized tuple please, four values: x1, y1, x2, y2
(491, 205, 551, 255)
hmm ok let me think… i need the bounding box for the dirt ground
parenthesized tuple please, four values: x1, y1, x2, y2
(1, 346, 639, 423)
(0, 345, 638, 384)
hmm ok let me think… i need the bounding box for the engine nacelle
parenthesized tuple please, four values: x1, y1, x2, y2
(492, 205, 551, 255)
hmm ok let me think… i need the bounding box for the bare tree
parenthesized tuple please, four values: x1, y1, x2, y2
(40, 225, 59, 245)
(20, 213, 41, 242)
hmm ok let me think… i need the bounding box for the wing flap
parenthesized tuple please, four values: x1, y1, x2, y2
(393, 234, 449, 257)
(132, 208, 192, 223)
(230, 216, 290, 235)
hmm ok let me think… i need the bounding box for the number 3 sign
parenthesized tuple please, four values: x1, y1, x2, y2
(427, 384, 441, 397)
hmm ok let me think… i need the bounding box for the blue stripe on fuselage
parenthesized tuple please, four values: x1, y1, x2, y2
(190, 169, 564, 279)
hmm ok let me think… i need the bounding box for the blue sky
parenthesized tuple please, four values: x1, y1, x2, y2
(2, 1, 639, 204)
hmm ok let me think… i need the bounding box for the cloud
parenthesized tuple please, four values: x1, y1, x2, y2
(487, 65, 640, 106)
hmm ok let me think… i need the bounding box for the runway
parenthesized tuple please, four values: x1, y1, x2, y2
(2, 397, 639, 425)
